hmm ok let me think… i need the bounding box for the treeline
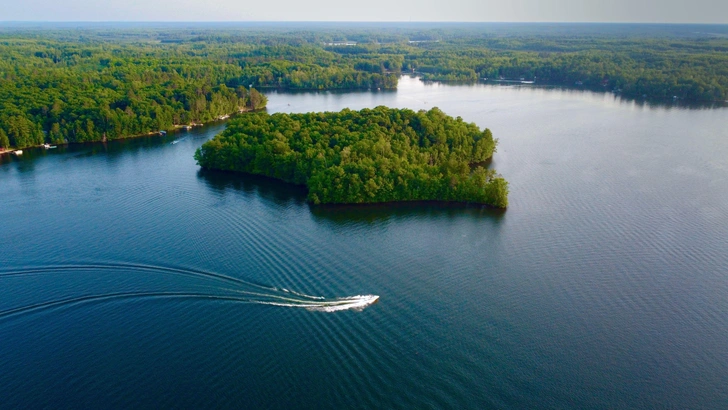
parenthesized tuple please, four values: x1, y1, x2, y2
(194, 107, 508, 208)
(120, 25, 728, 101)
(236, 60, 397, 90)
(410, 41, 728, 101)
(2, 25, 727, 148)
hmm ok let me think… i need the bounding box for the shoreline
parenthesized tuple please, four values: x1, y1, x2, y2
(0, 129, 189, 156)
(0, 109, 257, 155)
(267, 75, 726, 105)
(412, 75, 728, 104)
(199, 167, 507, 209)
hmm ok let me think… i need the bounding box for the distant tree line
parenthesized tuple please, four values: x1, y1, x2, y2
(1, 26, 727, 149)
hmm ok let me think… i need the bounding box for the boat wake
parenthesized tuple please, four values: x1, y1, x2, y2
(0, 263, 379, 321)
(254, 294, 379, 312)
(304, 295, 379, 312)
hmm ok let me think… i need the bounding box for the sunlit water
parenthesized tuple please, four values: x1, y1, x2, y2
(1, 77, 727, 409)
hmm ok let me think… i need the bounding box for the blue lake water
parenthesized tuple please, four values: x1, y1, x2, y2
(1, 77, 727, 409)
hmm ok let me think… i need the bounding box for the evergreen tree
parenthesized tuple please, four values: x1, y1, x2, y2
(0, 128, 10, 149)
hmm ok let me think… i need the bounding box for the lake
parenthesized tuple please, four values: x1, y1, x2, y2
(1, 76, 727, 409)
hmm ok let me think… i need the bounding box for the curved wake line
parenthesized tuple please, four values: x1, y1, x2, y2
(0, 263, 378, 318)
(277, 287, 325, 300)
(0, 292, 379, 321)
(0, 262, 326, 301)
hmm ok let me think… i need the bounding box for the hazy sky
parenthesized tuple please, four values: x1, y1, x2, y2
(1, 0, 726, 24)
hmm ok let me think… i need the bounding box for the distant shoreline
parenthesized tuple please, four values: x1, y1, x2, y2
(0, 109, 263, 154)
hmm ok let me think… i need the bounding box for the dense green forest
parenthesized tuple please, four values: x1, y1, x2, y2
(0, 38, 268, 149)
(194, 106, 508, 207)
(1, 23, 727, 149)
(410, 37, 728, 101)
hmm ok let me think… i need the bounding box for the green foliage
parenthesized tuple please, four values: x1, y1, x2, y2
(1, 25, 726, 148)
(0, 128, 10, 149)
(247, 88, 268, 110)
(412, 43, 728, 101)
(195, 106, 508, 208)
(234, 58, 398, 90)
(0, 40, 267, 149)
(3, 115, 44, 148)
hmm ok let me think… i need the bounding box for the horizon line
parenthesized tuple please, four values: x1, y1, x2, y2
(1, 21, 727, 25)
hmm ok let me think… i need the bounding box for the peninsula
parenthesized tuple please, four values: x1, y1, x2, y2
(195, 106, 508, 208)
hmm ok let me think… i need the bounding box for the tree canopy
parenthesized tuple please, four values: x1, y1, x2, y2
(0, 38, 267, 149)
(195, 106, 508, 208)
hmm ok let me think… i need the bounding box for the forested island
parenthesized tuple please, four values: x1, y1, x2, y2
(1, 23, 727, 150)
(194, 106, 508, 208)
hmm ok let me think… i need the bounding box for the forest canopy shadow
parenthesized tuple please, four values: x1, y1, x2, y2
(197, 168, 308, 207)
(309, 200, 506, 227)
(197, 168, 506, 227)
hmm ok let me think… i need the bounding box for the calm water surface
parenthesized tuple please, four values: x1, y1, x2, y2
(1, 77, 727, 409)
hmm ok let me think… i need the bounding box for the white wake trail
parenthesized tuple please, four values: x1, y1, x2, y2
(264, 295, 380, 312)
(213, 287, 378, 312)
